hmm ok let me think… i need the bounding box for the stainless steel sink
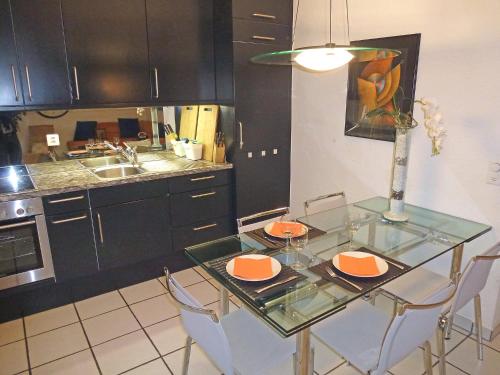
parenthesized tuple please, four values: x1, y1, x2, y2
(93, 165, 144, 179)
(79, 156, 125, 168)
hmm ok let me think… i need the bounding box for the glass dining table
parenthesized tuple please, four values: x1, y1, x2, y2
(185, 196, 491, 375)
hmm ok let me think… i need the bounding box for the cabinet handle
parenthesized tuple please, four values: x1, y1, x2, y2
(238, 121, 244, 149)
(72, 66, 80, 100)
(252, 13, 276, 20)
(193, 223, 218, 231)
(190, 175, 215, 182)
(25, 65, 33, 101)
(0, 220, 36, 230)
(48, 195, 85, 204)
(153, 67, 159, 99)
(10, 65, 19, 101)
(51, 214, 87, 225)
(97, 212, 104, 244)
(191, 191, 216, 199)
(252, 35, 276, 41)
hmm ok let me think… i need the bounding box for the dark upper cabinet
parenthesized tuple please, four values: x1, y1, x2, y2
(11, 0, 71, 107)
(0, 0, 23, 108)
(61, 0, 151, 105)
(146, 0, 215, 103)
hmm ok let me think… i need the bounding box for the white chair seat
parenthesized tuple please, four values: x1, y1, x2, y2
(383, 267, 450, 304)
(221, 308, 296, 374)
(312, 299, 391, 373)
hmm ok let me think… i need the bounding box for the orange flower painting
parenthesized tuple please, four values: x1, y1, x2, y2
(344, 34, 421, 142)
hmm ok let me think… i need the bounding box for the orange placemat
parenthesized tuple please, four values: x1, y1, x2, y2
(233, 257, 273, 279)
(269, 222, 304, 237)
(338, 254, 380, 277)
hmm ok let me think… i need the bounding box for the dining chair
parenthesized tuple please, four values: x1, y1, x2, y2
(164, 267, 296, 375)
(312, 283, 456, 375)
(236, 206, 290, 233)
(304, 191, 346, 216)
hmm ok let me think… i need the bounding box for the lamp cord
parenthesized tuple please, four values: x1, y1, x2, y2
(292, 0, 300, 48)
(329, 0, 332, 44)
(345, 0, 351, 44)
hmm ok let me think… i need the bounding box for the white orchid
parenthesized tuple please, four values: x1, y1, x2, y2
(416, 97, 446, 156)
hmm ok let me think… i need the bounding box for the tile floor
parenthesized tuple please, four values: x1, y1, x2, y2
(1, 266, 498, 375)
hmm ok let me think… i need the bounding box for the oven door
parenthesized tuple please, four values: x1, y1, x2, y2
(0, 215, 54, 290)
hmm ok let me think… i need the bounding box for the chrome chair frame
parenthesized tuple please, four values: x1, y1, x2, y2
(304, 191, 345, 216)
(236, 206, 290, 229)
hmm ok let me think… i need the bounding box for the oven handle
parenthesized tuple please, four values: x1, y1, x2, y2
(0, 220, 36, 230)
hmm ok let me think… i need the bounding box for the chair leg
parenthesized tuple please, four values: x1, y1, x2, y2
(436, 321, 447, 375)
(392, 297, 399, 317)
(423, 341, 434, 375)
(445, 314, 454, 340)
(182, 336, 193, 375)
(474, 294, 484, 360)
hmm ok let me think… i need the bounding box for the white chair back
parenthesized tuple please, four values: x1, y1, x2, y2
(167, 272, 234, 375)
(304, 192, 346, 216)
(450, 243, 500, 315)
(376, 284, 455, 374)
(237, 206, 289, 233)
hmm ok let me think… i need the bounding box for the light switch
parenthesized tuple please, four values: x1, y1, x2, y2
(46, 134, 60, 147)
(247, 152, 253, 158)
(261, 150, 266, 157)
(273, 148, 278, 155)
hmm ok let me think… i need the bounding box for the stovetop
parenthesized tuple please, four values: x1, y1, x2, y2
(0, 165, 35, 194)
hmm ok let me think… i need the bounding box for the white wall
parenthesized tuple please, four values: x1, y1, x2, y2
(291, 0, 500, 335)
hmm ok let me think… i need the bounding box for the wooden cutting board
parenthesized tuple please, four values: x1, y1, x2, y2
(179, 106, 199, 139)
(195, 105, 219, 161)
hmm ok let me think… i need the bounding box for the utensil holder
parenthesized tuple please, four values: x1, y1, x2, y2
(213, 143, 226, 163)
(184, 143, 202, 160)
(173, 141, 186, 157)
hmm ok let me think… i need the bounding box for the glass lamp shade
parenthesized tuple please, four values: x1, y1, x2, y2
(294, 47, 354, 71)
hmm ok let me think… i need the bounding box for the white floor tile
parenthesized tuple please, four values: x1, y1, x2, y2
(194, 266, 213, 280)
(0, 340, 28, 375)
(31, 349, 99, 375)
(433, 362, 468, 375)
(447, 337, 500, 374)
(169, 268, 204, 287)
(0, 318, 24, 346)
(130, 294, 179, 328)
(120, 279, 166, 305)
(312, 336, 344, 375)
(75, 291, 126, 320)
(82, 307, 141, 346)
(163, 344, 221, 375)
(25, 304, 79, 337)
(145, 316, 188, 356)
(486, 332, 500, 352)
(325, 362, 358, 375)
(27, 323, 89, 368)
(123, 358, 171, 375)
(389, 347, 437, 374)
(185, 281, 220, 306)
(93, 330, 159, 375)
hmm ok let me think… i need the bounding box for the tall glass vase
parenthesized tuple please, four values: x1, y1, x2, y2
(384, 127, 411, 222)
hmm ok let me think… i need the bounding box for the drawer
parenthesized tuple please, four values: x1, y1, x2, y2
(90, 178, 169, 207)
(170, 185, 231, 227)
(43, 191, 89, 215)
(233, 0, 292, 25)
(172, 216, 234, 252)
(233, 19, 291, 46)
(169, 169, 231, 193)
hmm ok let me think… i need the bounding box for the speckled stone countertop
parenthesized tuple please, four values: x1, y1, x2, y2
(0, 151, 232, 202)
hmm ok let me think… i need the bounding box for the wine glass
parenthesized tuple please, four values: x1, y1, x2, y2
(290, 228, 309, 270)
(280, 229, 294, 254)
(345, 213, 361, 250)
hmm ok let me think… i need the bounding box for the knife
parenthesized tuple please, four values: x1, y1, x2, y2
(255, 275, 299, 294)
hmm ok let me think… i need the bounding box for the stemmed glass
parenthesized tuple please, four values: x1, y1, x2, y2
(345, 213, 361, 250)
(280, 229, 294, 253)
(290, 228, 309, 270)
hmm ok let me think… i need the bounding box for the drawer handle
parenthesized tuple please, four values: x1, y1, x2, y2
(252, 13, 276, 20)
(193, 223, 218, 231)
(97, 212, 104, 244)
(51, 214, 87, 225)
(190, 175, 215, 182)
(191, 192, 216, 199)
(48, 195, 85, 204)
(252, 35, 276, 41)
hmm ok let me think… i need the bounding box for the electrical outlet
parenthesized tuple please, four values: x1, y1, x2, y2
(486, 161, 500, 186)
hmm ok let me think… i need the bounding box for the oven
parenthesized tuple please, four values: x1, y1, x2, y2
(0, 197, 54, 291)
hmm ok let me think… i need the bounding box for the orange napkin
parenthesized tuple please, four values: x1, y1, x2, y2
(338, 254, 379, 276)
(269, 222, 304, 237)
(233, 257, 273, 279)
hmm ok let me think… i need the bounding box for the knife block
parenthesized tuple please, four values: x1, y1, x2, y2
(213, 143, 226, 164)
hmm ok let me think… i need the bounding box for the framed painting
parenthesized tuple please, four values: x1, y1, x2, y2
(344, 34, 421, 142)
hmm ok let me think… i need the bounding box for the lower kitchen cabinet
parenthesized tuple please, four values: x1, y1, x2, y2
(46, 210, 98, 281)
(93, 197, 171, 270)
(172, 216, 233, 252)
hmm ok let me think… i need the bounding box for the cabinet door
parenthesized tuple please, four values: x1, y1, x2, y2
(11, 0, 71, 106)
(62, 0, 150, 105)
(94, 197, 171, 270)
(146, 0, 215, 102)
(0, 0, 23, 107)
(46, 211, 98, 281)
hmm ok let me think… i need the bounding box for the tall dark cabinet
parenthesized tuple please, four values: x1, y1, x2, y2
(146, 0, 216, 103)
(61, 0, 151, 105)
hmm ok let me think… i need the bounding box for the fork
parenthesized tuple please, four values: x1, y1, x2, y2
(325, 266, 363, 291)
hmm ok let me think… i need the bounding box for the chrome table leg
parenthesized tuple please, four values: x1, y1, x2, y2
(295, 327, 313, 375)
(219, 287, 229, 315)
(423, 340, 434, 375)
(449, 243, 464, 279)
(182, 336, 193, 375)
(474, 294, 484, 360)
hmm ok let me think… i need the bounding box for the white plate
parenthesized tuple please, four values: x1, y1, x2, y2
(226, 254, 282, 282)
(263, 221, 308, 239)
(332, 251, 388, 278)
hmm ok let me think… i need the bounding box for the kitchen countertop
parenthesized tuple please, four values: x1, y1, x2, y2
(0, 151, 232, 202)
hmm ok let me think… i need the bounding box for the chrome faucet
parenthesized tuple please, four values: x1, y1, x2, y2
(103, 141, 139, 167)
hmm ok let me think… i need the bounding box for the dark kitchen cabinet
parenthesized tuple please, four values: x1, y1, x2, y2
(11, 0, 71, 107)
(0, 0, 23, 108)
(46, 210, 98, 281)
(61, 0, 150, 105)
(146, 0, 215, 103)
(232, 0, 292, 25)
(93, 197, 171, 270)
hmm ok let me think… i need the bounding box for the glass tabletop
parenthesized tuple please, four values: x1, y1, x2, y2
(185, 197, 491, 337)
